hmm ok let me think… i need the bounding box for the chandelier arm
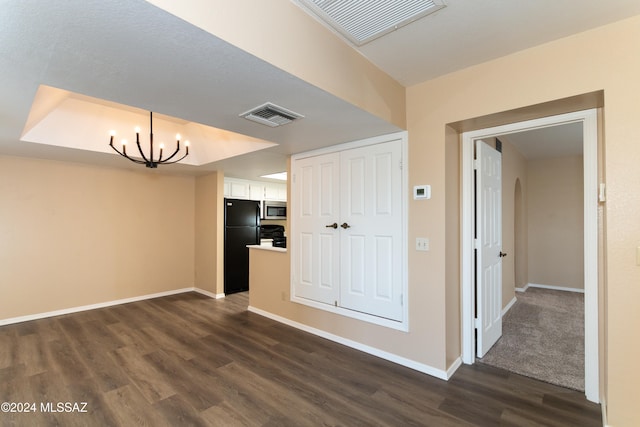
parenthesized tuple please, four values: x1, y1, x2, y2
(109, 142, 146, 164)
(158, 151, 189, 165)
(160, 143, 181, 163)
(135, 139, 151, 165)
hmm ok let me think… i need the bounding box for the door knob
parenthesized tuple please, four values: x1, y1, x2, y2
(499, 251, 508, 257)
(341, 222, 351, 229)
(325, 223, 338, 229)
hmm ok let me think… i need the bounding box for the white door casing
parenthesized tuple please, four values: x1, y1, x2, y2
(475, 140, 503, 357)
(461, 109, 599, 403)
(340, 140, 403, 321)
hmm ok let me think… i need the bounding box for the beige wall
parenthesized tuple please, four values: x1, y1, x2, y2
(21, 6, 633, 423)
(214, 14, 640, 424)
(408, 16, 640, 425)
(0, 155, 195, 320)
(147, 0, 406, 129)
(501, 138, 528, 304)
(195, 171, 224, 295)
(527, 156, 584, 290)
(248, 248, 290, 314)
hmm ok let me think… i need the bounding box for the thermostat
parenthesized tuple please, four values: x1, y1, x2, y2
(414, 185, 431, 200)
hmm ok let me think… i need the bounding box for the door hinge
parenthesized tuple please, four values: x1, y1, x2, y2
(334, 300, 338, 307)
(473, 159, 479, 170)
(599, 183, 606, 202)
(474, 317, 480, 329)
(474, 239, 479, 249)
(399, 160, 403, 170)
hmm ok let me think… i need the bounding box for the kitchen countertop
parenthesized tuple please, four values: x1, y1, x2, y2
(247, 245, 287, 253)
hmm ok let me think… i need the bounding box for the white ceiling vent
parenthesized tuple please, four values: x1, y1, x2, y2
(297, 0, 446, 46)
(240, 102, 304, 127)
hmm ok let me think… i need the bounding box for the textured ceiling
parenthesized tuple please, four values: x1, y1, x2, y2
(341, 0, 640, 86)
(1, 0, 638, 178)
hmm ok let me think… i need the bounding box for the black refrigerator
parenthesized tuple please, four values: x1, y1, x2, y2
(224, 198, 260, 294)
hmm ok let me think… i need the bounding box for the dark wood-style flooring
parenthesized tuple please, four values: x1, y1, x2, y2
(0, 292, 601, 426)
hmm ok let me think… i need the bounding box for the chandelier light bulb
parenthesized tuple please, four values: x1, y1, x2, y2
(176, 133, 181, 141)
(135, 126, 141, 133)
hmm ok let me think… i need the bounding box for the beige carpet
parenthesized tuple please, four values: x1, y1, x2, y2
(478, 287, 584, 391)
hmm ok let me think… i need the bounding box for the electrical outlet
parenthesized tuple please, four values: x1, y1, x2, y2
(416, 237, 429, 251)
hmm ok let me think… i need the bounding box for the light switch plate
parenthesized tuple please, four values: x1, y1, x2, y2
(416, 237, 429, 251)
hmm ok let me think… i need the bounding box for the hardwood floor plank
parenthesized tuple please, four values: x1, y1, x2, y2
(0, 291, 602, 426)
(137, 299, 210, 339)
(371, 388, 475, 427)
(143, 349, 224, 411)
(72, 336, 131, 393)
(137, 325, 198, 361)
(45, 338, 91, 385)
(63, 380, 120, 426)
(200, 400, 259, 427)
(108, 346, 175, 404)
(27, 371, 84, 427)
(16, 333, 48, 377)
(107, 321, 157, 356)
(0, 328, 18, 370)
(184, 357, 285, 425)
(153, 394, 210, 427)
(81, 319, 126, 352)
(103, 384, 171, 427)
(0, 364, 26, 392)
(32, 316, 65, 343)
(216, 362, 337, 427)
(201, 328, 423, 426)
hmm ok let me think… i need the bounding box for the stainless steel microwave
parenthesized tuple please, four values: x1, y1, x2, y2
(261, 200, 287, 219)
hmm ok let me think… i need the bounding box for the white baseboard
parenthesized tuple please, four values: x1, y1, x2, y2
(601, 397, 608, 427)
(516, 283, 585, 294)
(193, 288, 225, 299)
(247, 305, 454, 381)
(0, 287, 219, 326)
(502, 296, 517, 316)
(446, 357, 463, 380)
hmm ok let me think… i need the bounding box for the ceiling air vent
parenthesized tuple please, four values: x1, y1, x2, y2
(296, 0, 446, 46)
(240, 102, 304, 127)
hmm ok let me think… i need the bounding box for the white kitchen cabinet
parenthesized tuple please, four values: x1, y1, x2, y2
(264, 183, 287, 201)
(224, 178, 261, 201)
(249, 183, 265, 201)
(224, 178, 286, 202)
(291, 135, 406, 324)
(227, 180, 250, 199)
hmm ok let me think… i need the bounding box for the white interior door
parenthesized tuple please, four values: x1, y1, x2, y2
(339, 140, 403, 321)
(292, 152, 340, 305)
(476, 139, 503, 357)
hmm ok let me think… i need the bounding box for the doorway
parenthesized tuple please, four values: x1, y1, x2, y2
(460, 109, 599, 403)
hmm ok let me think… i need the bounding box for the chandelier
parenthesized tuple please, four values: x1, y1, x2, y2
(109, 111, 189, 168)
